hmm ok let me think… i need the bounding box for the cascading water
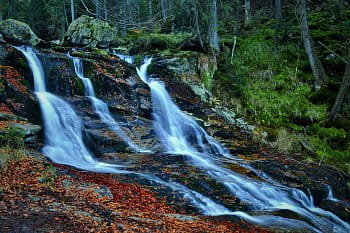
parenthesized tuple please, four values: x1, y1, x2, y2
(326, 185, 341, 203)
(17, 46, 350, 232)
(113, 51, 134, 64)
(137, 58, 350, 232)
(16, 46, 122, 173)
(17, 46, 240, 219)
(69, 54, 146, 152)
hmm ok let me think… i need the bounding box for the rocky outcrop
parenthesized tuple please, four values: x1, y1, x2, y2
(63, 15, 118, 48)
(0, 45, 41, 123)
(0, 113, 42, 145)
(2, 44, 349, 232)
(151, 51, 217, 104)
(0, 19, 41, 46)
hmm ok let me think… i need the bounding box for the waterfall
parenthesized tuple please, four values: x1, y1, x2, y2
(137, 58, 350, 233)
(70, 54, 147, 152)
(16, 46, 123, 173)
(113, 51, 134, 64)
(17, 46, 240, 219)
(326, 185, 341, 203)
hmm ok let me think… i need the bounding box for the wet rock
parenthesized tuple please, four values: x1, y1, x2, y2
(188, 84, 212, 103)
(0, 47, 41, 124)
(0, 19, 42, 46)
(50, 40, 61, 46)
(0, 113, 27, 121)
(38, 52, 84, 97)
(63, 15, 118, 48)
(93, 186, 114, 200)
(84, 128, 131, 156)
(7, 122, 41, 143)
(213, 106, 256, 132)
(8, 123, 41, 136)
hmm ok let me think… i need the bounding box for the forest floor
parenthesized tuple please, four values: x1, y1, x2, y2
(0, 149, 271, 233)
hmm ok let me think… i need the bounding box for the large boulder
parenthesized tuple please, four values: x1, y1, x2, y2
(0, 19, 41, 46)
(63, 15, 118, 48)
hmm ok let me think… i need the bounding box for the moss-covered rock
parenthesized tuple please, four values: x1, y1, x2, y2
(63, 15, 118, 48)
(0, 19, 41, 46)
(130, 33, 195, 53)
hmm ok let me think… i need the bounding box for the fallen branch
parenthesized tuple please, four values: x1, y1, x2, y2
(230, 36, 237, 63)
(318, 41, 348, 63)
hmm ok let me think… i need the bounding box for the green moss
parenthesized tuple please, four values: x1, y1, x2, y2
(133, 33, 193, 51)
(213, 19, 349, 172)
(0, 146, 25, 172)
(0, 126, 26, 171)
(0, 127, 25, 149)
(0, 80, 4, 93)
(272, 128, 301, 153)
(307, 125, 347, 141)
(95, 49, 109, 56)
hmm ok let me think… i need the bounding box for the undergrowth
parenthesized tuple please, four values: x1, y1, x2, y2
(214, 25, 350, 172)
(0, 126, 26, 171)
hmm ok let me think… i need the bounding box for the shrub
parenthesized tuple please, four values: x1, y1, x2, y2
(272, 128, 301, 152)
(0, 146, 25, 171)
(0, 127, 26, 171)
(0, 127, 25, 149)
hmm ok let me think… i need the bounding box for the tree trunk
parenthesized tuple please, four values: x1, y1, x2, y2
(298, 0, 328, 89)
(96, 0, 102, 19)
(274, 0, 282, 50)
(338, 0, 345, 7)
(275, 0, 282, 20)
(234, 0, 240, 24)
(168, 0, 175, 32)
(122, 0, 127, 37)
(148, 0, 152, 30)
(209, 0, 220, 53)
(194, 5, 203, 48)
(7, 0, 12, 18)
(63, 2, 69, 29)
(244, 0, 251, 26)
(104, 0, 108, 20)
(161, 0, 167, 23)
(70, 0, 75, 22)
(329, 47, 350, 122)
(114, 0, 119, 32)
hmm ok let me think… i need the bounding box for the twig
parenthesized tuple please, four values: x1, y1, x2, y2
(79, 0, 97, 16)
(318, 41, 348, 64)
(230, 36, 237, 64)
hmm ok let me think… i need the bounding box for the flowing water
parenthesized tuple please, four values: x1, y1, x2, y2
(69, 54, 146, 152)
(16, 46, 350, 232)
(137, 58, 350, 233)
(16, 46, 123, 173)
(113, 51, 135, 64)
(17, 46, 242, 220)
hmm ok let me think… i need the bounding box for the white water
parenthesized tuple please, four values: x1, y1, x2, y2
(326, 185, 341, 203)
(16, 46, 123, 173)
(70, 55, 146, 152)
(113, 51, 134, 64)
(18, 46, 239, 220)
(17, 47, 349, 232)
(137, 58, 350, 232)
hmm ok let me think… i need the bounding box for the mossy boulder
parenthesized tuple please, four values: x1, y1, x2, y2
(130, 33, 195, 53)
(0, 19, 41, 46)
(63, 15, 118, 48)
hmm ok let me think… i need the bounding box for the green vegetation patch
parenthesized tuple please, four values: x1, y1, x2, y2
(132, 33, 193, 51)
(0, 126, 26, 171)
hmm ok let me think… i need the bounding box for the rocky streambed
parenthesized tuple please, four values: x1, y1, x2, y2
(0, 41, 349, 232)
